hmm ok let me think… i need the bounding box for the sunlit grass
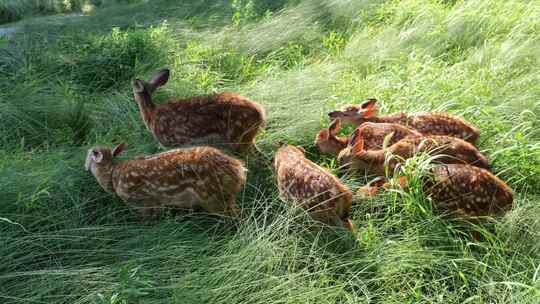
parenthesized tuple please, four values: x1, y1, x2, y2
(1, 0, 539, 303)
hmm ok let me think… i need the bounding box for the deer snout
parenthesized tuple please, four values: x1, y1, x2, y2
(328, 111, 342, 119)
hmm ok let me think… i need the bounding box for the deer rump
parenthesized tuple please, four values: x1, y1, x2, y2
(153, 93, 264, 147)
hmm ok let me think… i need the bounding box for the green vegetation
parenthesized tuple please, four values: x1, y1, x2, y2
(0, 0, 144, 24)
(1, 0, 540, 303)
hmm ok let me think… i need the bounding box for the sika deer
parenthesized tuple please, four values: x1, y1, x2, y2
(328, 99, 479, 144)
(357, 164, 513, 217)
(314, 119, 348, 155)
(85, 144, 246, 218)
(338, 129, 490, 176)
(274, 144, 353, 229)
(132, 68, 266, 154)
(315, 118, 421, 155)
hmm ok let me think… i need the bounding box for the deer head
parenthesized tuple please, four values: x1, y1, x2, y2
(328, 98, 378, 125)
(132, 69, 171, 128)
(314, 119, 348, 155)
(85, 143, 126, 193)
(337, 128, 385, 174)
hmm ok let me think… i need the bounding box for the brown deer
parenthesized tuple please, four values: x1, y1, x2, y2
(328, 99, 479, 144)
(338, 129, 490, 176)
(85, 143, 246, 218)
(315, 118, 421, 155)
(314, 119, 348, 155)
(357, 164, 513, 217)
(132, 68, 266, 153)
(274, 144, 354, 230)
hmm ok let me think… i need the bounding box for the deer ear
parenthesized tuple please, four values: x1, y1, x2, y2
(149, 68, 170, 90)
(317, 129, 329, 140)
(112, 143, 126, 157)
(360, 98, 378, 118)
(349, 128, 364, 154)
(328, 118, 341, 135)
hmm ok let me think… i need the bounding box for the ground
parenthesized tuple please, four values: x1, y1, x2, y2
(1, 0, 540, 303)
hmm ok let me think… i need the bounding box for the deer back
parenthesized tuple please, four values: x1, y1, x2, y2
(356, 122, 422, 150)
(407, 112, 479, 144)
(152, 92, 265, 149)
(111, 147, 246, 206)
(389, 135, 490, 169)
(274, 145, 352, 224)
(426, 164, 513, 216)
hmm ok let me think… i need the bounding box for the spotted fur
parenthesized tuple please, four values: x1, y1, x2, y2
(85, 144, 246, 218)
(274, 144, 353, 229)
(338, 132, 490, 176)
(427, 164, 513, 216)
(315, 119, 422, 155)
(328, 98, 479, 144)
(133, 68, 266, 153)
(358, 165, 513, 217)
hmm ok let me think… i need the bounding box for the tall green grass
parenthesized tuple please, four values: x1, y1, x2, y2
(0, 0, 147, 24)
(1, 0, 540, 303)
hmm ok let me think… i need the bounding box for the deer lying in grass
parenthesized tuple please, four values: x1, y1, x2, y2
(329, 98, 479, 144)
(274, 144, 354, 230)
(132, 68, 266, 154)
(357, 164, 513, 217)
(338, 129, 490, 176)
(315, 118, 421, 155)
(85, 143, 246, 218)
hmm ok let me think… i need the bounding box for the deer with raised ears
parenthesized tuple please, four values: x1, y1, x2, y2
(132, 68, 266, 154)
(273, 144, 354, 230)
(85, 143, 246, 218)
(328, 98, 480, 144)
(314, 119, 349, 155)
(357, 164, 513, 217)
(338, 129, 490, 176)
(315, 118, 422, 155)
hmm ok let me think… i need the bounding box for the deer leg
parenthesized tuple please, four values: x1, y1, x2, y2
(198, 196, 230, 217)
(237, 125, 263, 154)
(309, 208, 349, 229)
(225, 196, 241, 218)
(135, 201, 162, 221)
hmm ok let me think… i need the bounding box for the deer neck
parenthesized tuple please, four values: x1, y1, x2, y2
(134, 90, 156, 130)
(356, 150, 386, 176)
(109, 162, 123, 193)
(91, 162, 117, 193)
(335, 136, 349, 152)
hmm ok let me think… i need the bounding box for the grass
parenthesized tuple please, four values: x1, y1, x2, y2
(1, 0, 540, 303)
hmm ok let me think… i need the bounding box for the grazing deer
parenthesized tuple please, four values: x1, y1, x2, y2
(357, 164, 513, 217)
(273, 144, 354, 230)
(85, 143, 246, 218)
(328, 98, 479, 144)
(132, 68, 266, 153)
(315, 118, 421, 155)
(338, 129, 490, 176)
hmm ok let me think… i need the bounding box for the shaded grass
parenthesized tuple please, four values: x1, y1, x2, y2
(1, 0, 540, 303)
